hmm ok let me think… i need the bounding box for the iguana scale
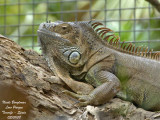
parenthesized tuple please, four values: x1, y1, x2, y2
(37, 21, 160, 111)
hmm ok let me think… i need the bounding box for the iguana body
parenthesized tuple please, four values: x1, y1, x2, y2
(38, 21, 160, 111)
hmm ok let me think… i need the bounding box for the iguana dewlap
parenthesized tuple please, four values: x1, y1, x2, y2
(38, 21, 160, 111)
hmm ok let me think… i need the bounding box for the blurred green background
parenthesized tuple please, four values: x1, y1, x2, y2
(0, 0, 160, 53)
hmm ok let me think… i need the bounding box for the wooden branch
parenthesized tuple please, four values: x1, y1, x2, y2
(146, 0, 160, 12)
(0, 35, 158, 120)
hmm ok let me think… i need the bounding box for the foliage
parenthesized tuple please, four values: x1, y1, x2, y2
(0, 0, 159, 52)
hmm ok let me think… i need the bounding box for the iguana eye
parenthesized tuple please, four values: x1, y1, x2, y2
(69, 51, 81, 64)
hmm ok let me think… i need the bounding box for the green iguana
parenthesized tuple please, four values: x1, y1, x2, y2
(37, 21, 160, 111)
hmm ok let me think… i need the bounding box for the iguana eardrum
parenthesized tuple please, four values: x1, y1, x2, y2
(37, 21, 160, 111)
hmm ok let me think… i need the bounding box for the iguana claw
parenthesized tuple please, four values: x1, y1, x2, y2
(73, 101, 89, 107)
(62, 90, 93, 106)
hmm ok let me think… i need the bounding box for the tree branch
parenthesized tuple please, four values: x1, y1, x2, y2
(0, 34, 158, 120)
(146, 0, 160, 12)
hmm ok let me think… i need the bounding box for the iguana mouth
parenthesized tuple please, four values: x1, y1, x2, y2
(37, 28, 69, 45)
(37, 27, 61, 38)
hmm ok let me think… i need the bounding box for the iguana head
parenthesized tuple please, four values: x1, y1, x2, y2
(38, 21, 102, 68)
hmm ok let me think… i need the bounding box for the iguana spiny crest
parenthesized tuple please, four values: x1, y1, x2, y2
(91, 22, 160, 61)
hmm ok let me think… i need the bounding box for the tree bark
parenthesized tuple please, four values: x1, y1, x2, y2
(0, 35, 159, 120)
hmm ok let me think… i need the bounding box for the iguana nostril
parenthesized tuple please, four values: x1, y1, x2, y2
(62, 26, 67, 30)
(69, 51, 81, 64)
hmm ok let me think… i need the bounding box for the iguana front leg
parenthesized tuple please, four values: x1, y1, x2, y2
(64, 70, 121, 106)
(61, 76, 94, 95)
